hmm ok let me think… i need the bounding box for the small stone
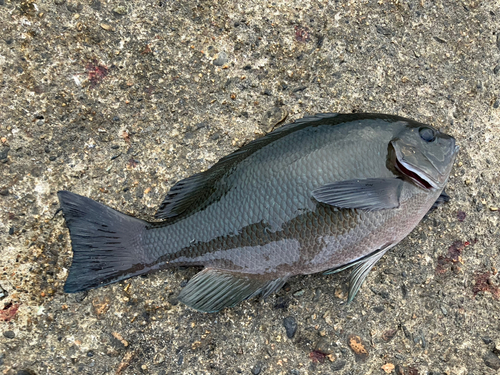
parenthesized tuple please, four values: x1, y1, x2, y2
(323, 311, 333, 325)
(260, 107, 288, 133)
(381, 329, 397, 342)
(395, 365, 406, 375)
(313, 288, 321, 302)
(381, 363, 395, 373)
(213, 52, 228, 66)
(251, 362, 262, 375)
(433, 36, 447, 44)
(483, 351, 500, 370)
(0, 285, 7, 300)
(9, 227, 14, 235)
(0, 147, 9, 160)
(314, 338, 335, 354)
(292, 86, 307, 93)
(331, 360, 346, 371)
(54, 0, 65, 4)
(101, 23, 113, 31)
(116, 352, 134, 374)
(283, 316, 297, 339)
(66, 0, 82, 12)
(348, 334, 369, 362)
(75, 291, 88, 303)
(153, 353, 164, 364)
(206, 45, 217, 57)
(376, 25, 393, 36)
(482, 336, 492, 344)
(494, 65, 500, 75)
(90, 0, 101, 10)
(401, 283, 408, 298)
(3, 331, 15, 339)
(494, 341, 500, 354)
(0, 189, 9, 196)
(494, 99, 500, 109)
(113, 5, 127, 15)
(112, 332, 129, 347)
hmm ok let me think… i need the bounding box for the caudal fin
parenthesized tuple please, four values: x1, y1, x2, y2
(58, 191, 151, 293)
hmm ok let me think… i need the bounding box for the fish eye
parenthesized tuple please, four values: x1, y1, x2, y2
(419, 127, 436, 142)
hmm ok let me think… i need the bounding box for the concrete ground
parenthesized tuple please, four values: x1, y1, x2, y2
(1, 0, 500, 374)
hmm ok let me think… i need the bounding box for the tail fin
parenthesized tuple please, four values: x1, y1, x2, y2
(58, 191, 151, 293)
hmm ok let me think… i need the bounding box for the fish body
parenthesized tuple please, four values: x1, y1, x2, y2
(58, 113, 458, 312)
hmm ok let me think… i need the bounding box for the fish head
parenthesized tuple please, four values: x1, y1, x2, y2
(390, 123, 458, 191)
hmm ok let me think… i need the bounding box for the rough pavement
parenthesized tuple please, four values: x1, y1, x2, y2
(1, 0, 500, 374)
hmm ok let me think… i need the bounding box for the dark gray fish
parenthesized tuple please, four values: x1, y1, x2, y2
(58, 113, 458, 312)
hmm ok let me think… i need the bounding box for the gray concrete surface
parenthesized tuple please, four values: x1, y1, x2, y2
(1, 0, 500, 374)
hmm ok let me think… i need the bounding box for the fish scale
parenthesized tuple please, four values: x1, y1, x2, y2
(58, 113, 457, 312)
(142, 121, 398, 265)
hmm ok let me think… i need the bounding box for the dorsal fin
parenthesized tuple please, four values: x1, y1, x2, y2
(155, 113, 340, 219)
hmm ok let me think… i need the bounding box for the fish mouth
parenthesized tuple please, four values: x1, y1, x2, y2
(390, 129, 458, 192)
(395, 156, 439, 190)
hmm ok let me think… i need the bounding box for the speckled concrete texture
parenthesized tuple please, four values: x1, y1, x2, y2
(1, 0, 500, 374)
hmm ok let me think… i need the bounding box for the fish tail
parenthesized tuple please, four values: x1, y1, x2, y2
(58, 191, 152, 293)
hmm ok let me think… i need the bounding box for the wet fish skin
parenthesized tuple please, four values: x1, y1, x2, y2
(58, 113, 458, 312)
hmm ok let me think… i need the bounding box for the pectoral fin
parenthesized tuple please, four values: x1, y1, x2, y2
(178, 268, 288, 313)
(312, 178, 403, 211)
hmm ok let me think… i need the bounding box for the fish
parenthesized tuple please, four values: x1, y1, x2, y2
(57, 113, 458, 312)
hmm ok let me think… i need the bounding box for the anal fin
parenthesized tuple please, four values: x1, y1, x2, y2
(178, 268, 288, 313)
(324, 244, 394, 303)
(346, 245, 394, 303)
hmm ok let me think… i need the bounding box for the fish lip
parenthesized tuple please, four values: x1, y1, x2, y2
(395, 157, 439, 190)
